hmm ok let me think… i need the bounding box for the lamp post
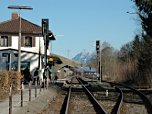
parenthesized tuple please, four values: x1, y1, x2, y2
(8, 5, 33, 107)
(8, 5, 33, 73)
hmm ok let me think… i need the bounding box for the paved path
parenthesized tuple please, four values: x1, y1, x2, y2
(0, 84, 58, 114)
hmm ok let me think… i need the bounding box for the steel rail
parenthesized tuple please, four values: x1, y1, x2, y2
(111, 87, 124, 114)
(65, 86, 71, 114)
(78, 78, 108, 114)
(59, 86, 71, 114)
(120, 83, 152, 114)
(60, 76, 75, 114)
(106, 81, 152, 114)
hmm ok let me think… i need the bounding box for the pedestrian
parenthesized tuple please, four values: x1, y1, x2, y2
(41, 69, 47, 88)
(23, 67, 30, 84)
(33, 68, 39, 85)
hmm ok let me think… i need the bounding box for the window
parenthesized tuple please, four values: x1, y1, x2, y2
(25, 36, 32, 47)
(21, 36, 35, 47)
(0, 36, 8, 47)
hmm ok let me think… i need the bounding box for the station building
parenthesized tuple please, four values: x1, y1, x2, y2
(0, 12, 55, 80)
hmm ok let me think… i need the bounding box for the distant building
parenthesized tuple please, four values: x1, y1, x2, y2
(0, 12, 55, 80)
(79, 67, 98, 79)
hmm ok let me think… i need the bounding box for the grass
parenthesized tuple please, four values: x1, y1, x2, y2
(53, 54, 81, 70)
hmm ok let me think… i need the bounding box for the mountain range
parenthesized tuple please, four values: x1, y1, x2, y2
(72, 50, 96, 63)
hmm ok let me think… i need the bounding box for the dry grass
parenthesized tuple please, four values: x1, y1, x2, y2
(54, 54, 81, 71)
(0, 70, 20, 100)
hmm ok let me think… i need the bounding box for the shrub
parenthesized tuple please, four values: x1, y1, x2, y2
(0, 70, 20, 100)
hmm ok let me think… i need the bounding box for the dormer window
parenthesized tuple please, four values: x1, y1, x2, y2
(25, 36, 32, 47)
(0, 36, 8, 47)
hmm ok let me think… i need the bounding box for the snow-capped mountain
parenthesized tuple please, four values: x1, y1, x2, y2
(72, 50, 96, 63)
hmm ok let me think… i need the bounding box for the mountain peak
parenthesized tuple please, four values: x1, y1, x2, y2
(72, 50, 95, 63)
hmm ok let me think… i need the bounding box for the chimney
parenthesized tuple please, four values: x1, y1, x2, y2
(11, 12, 19, 20)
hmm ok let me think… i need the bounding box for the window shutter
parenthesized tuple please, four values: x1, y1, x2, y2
(8, 36, 12, 46)
(21, 36, 25, 47)
(32, 37, 35, 47)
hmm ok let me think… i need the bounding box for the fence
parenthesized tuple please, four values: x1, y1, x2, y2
(0, 78, 47, 114)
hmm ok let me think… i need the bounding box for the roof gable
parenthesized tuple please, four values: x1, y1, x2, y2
(0, 18, 42, 35)
(0, 17, 55, 40)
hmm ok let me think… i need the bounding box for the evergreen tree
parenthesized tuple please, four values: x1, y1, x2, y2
(119, 42, 133, 62)
(132, 0, 152, 86)
(138, 35, 152, 85)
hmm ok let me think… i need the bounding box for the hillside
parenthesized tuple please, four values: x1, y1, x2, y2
(51, 54, 81, 72)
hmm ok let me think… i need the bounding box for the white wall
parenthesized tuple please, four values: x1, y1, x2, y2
(21, 36, 45, 54)
(0, 36, 50, 55)
(12, 36, 18, 49)
(0, 35, 50, 80)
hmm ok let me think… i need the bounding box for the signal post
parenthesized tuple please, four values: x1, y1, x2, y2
(96, 40, 102, 82)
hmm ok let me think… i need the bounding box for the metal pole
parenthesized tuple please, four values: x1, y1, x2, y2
(35, 78, 37, 98)
(29, 81, 31, 101)
(96, 40, 100, 81)
(39, 79, 42, 93)
(44, 79, 46, 90)
(9, 52, 12, 71)
(100, 47, 102, 82)
(18, 11, 21, 73)
(21, 81, 23, 107)
(9, 84, 12, 114)
(47, 70, 49, 89)
(44, 30, 47, 72)
(20, 13, 23, 105)
(43, 19, 49, 89)
(38, 34, 41, 69)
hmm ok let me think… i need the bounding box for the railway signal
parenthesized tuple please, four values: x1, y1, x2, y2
(96, 40, 102, 82)
(42, 18, 49, 89)
(42, 18, 49, 66)
(42, 19, 49, 36)
(96, 40, 100, 53)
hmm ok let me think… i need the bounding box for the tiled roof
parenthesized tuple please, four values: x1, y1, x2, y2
(0, 17, 42, 34)
(0, 17, 55, 40)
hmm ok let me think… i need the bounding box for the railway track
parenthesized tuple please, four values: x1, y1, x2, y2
(60, 76, 108, 114)
(59, 76, 126, 114)
(45, 75, 150, 114)
(75, 77, 150, 114)
(111, 87, 123, 114)
(107, 81, 152, 114)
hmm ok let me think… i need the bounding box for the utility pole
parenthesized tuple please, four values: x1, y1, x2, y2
(8, 5, 33, 73)
(8, 5, 33, 107)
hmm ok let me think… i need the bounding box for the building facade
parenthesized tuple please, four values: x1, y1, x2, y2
(0, 12, 55, 80)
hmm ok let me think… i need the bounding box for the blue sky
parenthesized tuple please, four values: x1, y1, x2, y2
(0, 0, 140, 58)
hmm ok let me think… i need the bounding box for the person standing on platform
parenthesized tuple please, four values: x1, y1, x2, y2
(33, 68, 39, 85)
